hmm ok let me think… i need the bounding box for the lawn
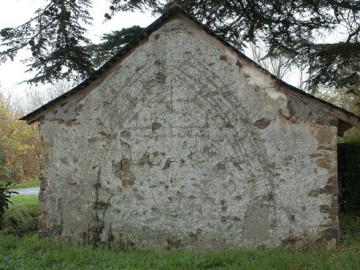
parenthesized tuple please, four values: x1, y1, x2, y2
(1, 195, 39, 236)
(9, 195, 39, 209)
(13, 178, 40, 189)
(0, 195, 359, 270)
(0, 233, 359, 270)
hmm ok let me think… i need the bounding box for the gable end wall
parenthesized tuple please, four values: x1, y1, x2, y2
(38, 17, 338, 250)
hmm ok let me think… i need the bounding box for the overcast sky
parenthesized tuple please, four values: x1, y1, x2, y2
(1, 1, 335, 105)
(0, 0, 154, 99)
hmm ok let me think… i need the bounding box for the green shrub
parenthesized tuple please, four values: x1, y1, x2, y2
(2, 195, 39, 235)
(0, 182, 18, 229)
(339, 212, 360, 245)
(338, 140, 360, 248)
(338, 140, 360, 212)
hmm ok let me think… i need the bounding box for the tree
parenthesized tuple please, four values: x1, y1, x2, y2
(249, 42, 313, 92)
(317, 87, 360, 139)
(0, 91, 41, 182)
(23, 81, 72, 113)
(1, 0, 360, 96)
(249, 42, 293, 79)
(0, 0, 94, 84)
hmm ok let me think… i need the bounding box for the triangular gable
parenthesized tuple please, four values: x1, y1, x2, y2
(21, 4, 359, 135)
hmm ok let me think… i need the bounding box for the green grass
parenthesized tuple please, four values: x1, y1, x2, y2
(1, 195, 39, 236)
(0, 234, 359, 270)
(13, 178, 40, 189)
(339, 212, 360, 245)
(10, 195, 39, 207)
(0, 196, 359, 269)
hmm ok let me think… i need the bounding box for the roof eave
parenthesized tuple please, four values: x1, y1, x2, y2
(20, 4, 360, 132)
(20, 5, 186, 123)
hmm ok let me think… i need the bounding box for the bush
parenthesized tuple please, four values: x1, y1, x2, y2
(0, 182, 18, 229)
(338, 140, 360, 212)
(339, 212, 360, 245)
(1, 195, 39, 235)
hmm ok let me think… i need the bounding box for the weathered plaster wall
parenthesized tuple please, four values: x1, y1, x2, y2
(38, 16, 338, 250)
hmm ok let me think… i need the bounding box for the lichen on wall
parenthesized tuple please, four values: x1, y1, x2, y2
(38, 16, 339, 250)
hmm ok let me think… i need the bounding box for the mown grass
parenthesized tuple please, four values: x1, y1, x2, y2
(0, 196, 359, 270)
(13, 178, 40, 189)
(9, 195, 39, 209)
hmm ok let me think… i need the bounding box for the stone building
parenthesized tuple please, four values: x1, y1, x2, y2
(22, 5, 359, 249)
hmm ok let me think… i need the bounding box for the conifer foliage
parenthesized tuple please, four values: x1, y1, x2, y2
(0, 0, 360, 94)
(0, 0, 94, 84)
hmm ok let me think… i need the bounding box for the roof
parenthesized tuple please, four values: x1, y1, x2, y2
(21, 3, 359, 134)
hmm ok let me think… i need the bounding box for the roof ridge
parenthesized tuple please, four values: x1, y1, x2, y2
(20, 3, 360, 132)
(167, 1, 183, 10)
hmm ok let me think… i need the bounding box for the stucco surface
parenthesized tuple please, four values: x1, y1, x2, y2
(38, 16, 338, 249)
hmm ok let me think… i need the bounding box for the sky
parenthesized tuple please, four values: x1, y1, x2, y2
(0, 1, 337, 107)
(0, 0, 154, 100)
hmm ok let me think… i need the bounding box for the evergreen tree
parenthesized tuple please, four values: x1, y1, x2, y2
(1, 0, 359, 95)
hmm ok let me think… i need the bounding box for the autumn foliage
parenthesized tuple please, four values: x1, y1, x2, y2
(0, 93, 40, 182)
